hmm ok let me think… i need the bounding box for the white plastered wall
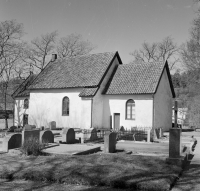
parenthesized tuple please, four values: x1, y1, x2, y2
(92, 57, 120, 128)
(14, 97, 29, 126)
(153, 68, 173, 131)
(28, 88, 92, 129)
(103, 94, 153, 130)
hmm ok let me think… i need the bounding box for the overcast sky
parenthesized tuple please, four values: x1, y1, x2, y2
(0, 0, 197, 65)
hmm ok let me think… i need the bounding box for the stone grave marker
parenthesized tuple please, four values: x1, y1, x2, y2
(169, 128, 181, 158)
(166, 128, 182, 165)
(2, 133, 22, 152)
(49, 121, 56, 130)
(104, 132, 117, 153)
(40, 130, 54, 144)
(24, 124, 32, 130)
(62, 128, 75, 144)
(24, 124, 36, 130)
(89, 128, 98, 141)
(22, 129, 40, 144)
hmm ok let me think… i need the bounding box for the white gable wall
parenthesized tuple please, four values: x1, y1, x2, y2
(92, 57, 120, 128)
(103, 95, 153, 129)
(153, 68, 173, 131)
(28, 88, 92, 129)
(14, 97, 29, 126)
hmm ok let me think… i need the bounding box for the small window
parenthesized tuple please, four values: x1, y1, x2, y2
(62, 96, 69, 116)
(126, 99, 135, 120)
(24, 98, 29, 109)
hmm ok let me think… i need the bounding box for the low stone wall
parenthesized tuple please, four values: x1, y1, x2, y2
(1, 128, 54, 152)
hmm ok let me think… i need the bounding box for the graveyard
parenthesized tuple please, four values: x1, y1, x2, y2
(0, 121, 198, 190)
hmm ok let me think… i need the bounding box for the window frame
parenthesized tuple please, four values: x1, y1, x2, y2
(125, 99, 135, 120)
(62, 96, 69, 116)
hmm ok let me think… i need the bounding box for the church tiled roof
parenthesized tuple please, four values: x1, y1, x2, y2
(104, 61, 175, 97)
(29, 52, 119, 90)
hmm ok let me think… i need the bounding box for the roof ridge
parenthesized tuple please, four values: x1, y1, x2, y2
(28, 51, 119, 90)
(57, 51, 117, 61)
(131, 61, 165, 65)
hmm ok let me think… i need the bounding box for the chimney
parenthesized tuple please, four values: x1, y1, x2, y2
(51, 54, 57, 62)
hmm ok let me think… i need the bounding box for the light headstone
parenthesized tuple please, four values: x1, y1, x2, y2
(49, 121, 56, 130)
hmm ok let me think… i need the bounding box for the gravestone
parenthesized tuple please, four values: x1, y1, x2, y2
(104, 132, 117, 153)
(40, 130, 54, 143)
(62, 128, 75, 144)
(24, 124, 32, 130)
(2, 133, 22, 152)
(22, 129, 40, 144)
(7, 126, 17, 132)
(169, 128, 181, 158)
(49, 121, 56, 130)
(89, 128, 98, 141)
(166, 128, 182, 165)
(24, 124, 36, 130)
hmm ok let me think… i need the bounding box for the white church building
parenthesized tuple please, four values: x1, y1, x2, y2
(12, 51, 175, 132)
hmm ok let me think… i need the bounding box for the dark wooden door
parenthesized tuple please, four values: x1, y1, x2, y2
(23, 114, 28, 126)
(114, 113, 120, 131)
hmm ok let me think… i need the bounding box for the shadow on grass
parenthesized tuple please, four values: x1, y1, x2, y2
(0, 154, 181, 191)
(181, 129, 195, 132)
(172, 163, 200, 191)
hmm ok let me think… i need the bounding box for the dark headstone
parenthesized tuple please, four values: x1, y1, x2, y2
(40, 130, 54, 143)
(89, 128, 98, 141)
(2, 133, 22, 152)
(7, 126, 17, 132)
(104, 132, 117, 153)
(62, 128, 75, 144)
(22, 129, 40, 144)
(169, 128, 181, 158)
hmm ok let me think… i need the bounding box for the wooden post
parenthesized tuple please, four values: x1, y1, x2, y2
(174, 101, 178, 128)
(110, 115, 112, 129)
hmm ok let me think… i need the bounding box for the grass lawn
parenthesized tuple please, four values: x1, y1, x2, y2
(0, 151, 181, 191)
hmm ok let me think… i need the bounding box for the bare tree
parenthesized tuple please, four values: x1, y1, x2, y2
(0, 20, 24, 128)
(188, 95, 200, 128)
(22, 31, 58, 72)
(130, 36, 179, 70)
(57, 34, 95, 58)
(181, 14, 200, 71)
(0, 20, 24, 77)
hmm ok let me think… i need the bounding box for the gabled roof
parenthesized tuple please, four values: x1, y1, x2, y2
(29, 52, 121, 90)
(104, 61, 175, 98)
(12, 74, 37, 98)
